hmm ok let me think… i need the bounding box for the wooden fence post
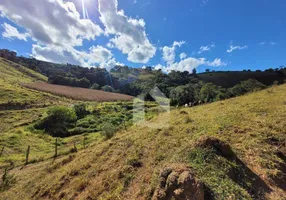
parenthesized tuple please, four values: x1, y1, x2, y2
(0, 146, 4, 157)
(54, 138, 58, 158)
(25, 145, 30, 165)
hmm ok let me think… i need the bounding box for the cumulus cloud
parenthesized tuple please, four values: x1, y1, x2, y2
(198, 43, 215, 54)
(162, 41, 185, 65)
(98, 0, 156, 63)
(1, 22, 29, 41)
(165, 57, 226, 73)
(180, 53, 187, 60)
(157, 41, 226, 73)
(0, 0, 102, 47)
(227, 45, 248, 53)
(32, 44, 122, 71)
(0, 0, 127, 70)
(270, 42, 276, 46)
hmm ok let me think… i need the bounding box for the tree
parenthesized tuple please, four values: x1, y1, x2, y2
(192, 68, 197, 76)
(91, 83, 100, 90)
(205, 69, 210, 73)
(200, 83, 218, 102)
(35, 106, 77, 137)
(170, 84, 195, 106)
(102, 85, 115, 92)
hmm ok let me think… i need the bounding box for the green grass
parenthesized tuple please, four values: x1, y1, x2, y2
(0, 58, 285, 199)
(0, 84, 285, 199)
(0, 58, 162, 167)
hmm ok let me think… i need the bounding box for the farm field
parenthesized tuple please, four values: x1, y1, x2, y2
(22, 82, 134, 102)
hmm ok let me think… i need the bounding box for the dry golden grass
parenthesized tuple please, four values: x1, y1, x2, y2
(1, 84, 286, 200)
(22, 82, 134, 102)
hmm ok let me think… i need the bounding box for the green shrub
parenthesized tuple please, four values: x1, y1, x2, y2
(101, 85, 114, 92)
(73, 104, 89, 119)
(100, 122, 117, 139)
(90, 83, 100, 90)
(35, 106, 77, 137)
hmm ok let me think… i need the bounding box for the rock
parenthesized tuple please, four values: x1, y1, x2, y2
(152, 165, 207, 200)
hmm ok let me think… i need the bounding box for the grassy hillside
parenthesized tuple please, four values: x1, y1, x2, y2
(1, 84, 285, 199)
(0, 58, 80, 167)
(0, 59, 158, 169)
(0, 58, 60, 107)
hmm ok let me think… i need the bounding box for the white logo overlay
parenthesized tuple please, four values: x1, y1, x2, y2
(133, 86, 170, 129)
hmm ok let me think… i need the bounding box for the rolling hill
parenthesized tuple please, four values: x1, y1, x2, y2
(1, 83, 285, 199)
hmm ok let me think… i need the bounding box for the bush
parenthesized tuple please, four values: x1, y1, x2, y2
(73, 104, 89, 119)
(100, 122, 117, 139)
(101, 85, 114, 92)
(35, 106, 77, 137)
(90, 83, 100, 90)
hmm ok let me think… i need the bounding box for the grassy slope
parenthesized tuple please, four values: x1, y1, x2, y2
(1, 84, 285, 199)
(0, 58, 99, 166)
(0, 57, 55, 106)
(0, 59, 156, 169)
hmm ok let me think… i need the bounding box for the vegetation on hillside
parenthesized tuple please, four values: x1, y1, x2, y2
(1, 49, 285, 106)
(1, 49, 286, 199)
(0, 83, 285, 199)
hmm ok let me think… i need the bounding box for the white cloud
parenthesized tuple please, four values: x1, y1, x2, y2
(162, 41, 185, 65)
(227, 45, 248, 53)
(0, 0, 102, 47)
(1, 22, 29, 41)
(158, 41, 226, 73)
(165, 57, 226, 73)
(32, 45, 82, 66)
(32, 44, 122, 71)
(98, 0, 156, 63)
(206, 58, 226, 67)
(259, 41, 277, 46)
(0, 0, 128, 70)
(198, 43, 215, 54)
(180, 53, 187, 60)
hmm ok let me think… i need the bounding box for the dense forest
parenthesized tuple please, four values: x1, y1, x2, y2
(1, 49, 286, 106)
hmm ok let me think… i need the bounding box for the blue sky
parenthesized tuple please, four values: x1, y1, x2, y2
(0, 0, 285, 73)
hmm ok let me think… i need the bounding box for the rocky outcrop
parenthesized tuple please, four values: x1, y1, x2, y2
(152, 165, 206, 200)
